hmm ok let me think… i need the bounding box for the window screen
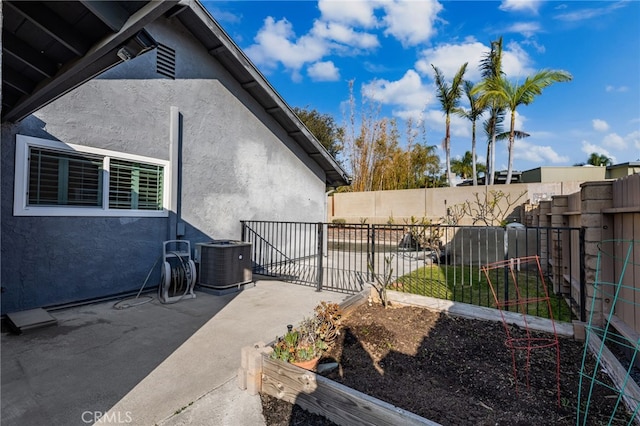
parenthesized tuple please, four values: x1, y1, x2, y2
(109, 159, 163, 210)
(28, 148, 102, 207)
(26, 146, 164, 212)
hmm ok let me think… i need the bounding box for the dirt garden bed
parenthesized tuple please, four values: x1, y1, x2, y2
(261, 301, 634, 425)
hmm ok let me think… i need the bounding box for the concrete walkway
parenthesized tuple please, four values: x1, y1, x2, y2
(1, 280, 350, 425)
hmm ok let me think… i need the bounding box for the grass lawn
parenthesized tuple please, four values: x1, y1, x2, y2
(395, 264, 574, 322)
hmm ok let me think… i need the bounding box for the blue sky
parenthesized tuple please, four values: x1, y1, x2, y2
(203, 0, 640, 174)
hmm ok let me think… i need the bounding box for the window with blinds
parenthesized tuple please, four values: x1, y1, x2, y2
(16, 135, 168, 216)
(109, 159, 163, 210)
(28, 148, 103, 207)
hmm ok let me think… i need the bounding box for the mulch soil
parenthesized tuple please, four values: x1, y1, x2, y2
(262, 302, 635, 425)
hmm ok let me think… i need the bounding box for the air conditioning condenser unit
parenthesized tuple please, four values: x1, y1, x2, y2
(195, 240, 253, 295)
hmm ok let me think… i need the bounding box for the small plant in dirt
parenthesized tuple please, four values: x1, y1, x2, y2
(271, 302, 342, 363)
(271, 323, 326, 363)
(314, 301, 342, 343)
(368, 255, 395, 308)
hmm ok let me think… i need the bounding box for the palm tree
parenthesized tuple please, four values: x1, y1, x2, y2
(451, 151, 486, 181)
(455, 80, 486, 186)
(477, 37, 505, 185)
(432, 63, 468, 187)
(474, 69, 572, 184)
(587, 152, 612, 167)
(482, 114, 530, 182)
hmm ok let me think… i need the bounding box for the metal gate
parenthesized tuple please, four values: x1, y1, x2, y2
(241, 220, 584, 322)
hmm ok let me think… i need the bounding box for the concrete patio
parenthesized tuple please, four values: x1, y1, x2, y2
(1, 280, 351, 425)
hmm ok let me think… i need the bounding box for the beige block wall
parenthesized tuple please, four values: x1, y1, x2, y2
(540, 167, 606, 182)
(329, 182, 583, 224)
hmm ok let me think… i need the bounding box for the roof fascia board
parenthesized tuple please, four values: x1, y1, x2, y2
(4, 0, 180, 123)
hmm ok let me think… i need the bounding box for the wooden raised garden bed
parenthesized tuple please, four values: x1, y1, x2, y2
(238, 289, 637, 425)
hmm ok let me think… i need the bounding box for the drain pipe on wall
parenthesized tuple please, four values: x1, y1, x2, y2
(169, 106, 184, 240)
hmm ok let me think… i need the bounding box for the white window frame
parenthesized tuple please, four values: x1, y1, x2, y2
(14, 135, 170, 217)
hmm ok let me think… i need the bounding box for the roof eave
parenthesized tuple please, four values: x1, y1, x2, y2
(2, 0, 180, 123)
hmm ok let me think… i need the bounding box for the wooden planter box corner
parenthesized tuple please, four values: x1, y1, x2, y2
(244, 348, 438, 426)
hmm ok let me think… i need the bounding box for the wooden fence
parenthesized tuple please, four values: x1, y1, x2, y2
(523, 173, 640, 423)
(525, 173, 640, 333)
(604, 174, 640, 336)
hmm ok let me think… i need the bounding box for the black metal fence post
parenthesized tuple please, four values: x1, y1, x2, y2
(317, 222, 324, 292)
(503, 227, 509, 308)
(240, 220, 246, 241)
(369, 225, 376, 282)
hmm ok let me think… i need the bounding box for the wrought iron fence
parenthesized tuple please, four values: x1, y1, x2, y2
(240, 220, 584, 322)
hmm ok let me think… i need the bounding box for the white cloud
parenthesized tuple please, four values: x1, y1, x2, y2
(514, 140, 569, 163)
(422, 109, 446, 133)
(521, 38, 546, 54)
(592, 119, 609, 132)
(311, 21, 379, 49)
(395, 108, 427, 124)
(499, 0, 541, 14)
(554, 2, 626, 22)
(245, 1, 401, 83)
(415, 39, 535, 82)
(504, 21, 541, 37)
(245, 17, 328, 73)
(628, 130, 640, 153)
(501, 41, 536, 77)
(243, 0, 448, 83)
(319, 0, 445, 47)
(421, 109, 470, 139)
(380, 0, 443, 47)
(361, 70, 433, 110)
(415, 40, 488, 82)
(602, 133, 626, 150)
(307, 61, 340, 81)
(511, 110, 527, 132)
(580, 141, 617, 163)
(605, 85, 629, 93)
(318, 0, 377, 27)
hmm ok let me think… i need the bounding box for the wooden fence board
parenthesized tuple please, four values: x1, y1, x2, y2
(610, 175, 640, 335)
(619, 220, 634, 327)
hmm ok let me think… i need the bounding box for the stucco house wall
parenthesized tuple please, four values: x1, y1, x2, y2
(1, 15, 333, 313)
